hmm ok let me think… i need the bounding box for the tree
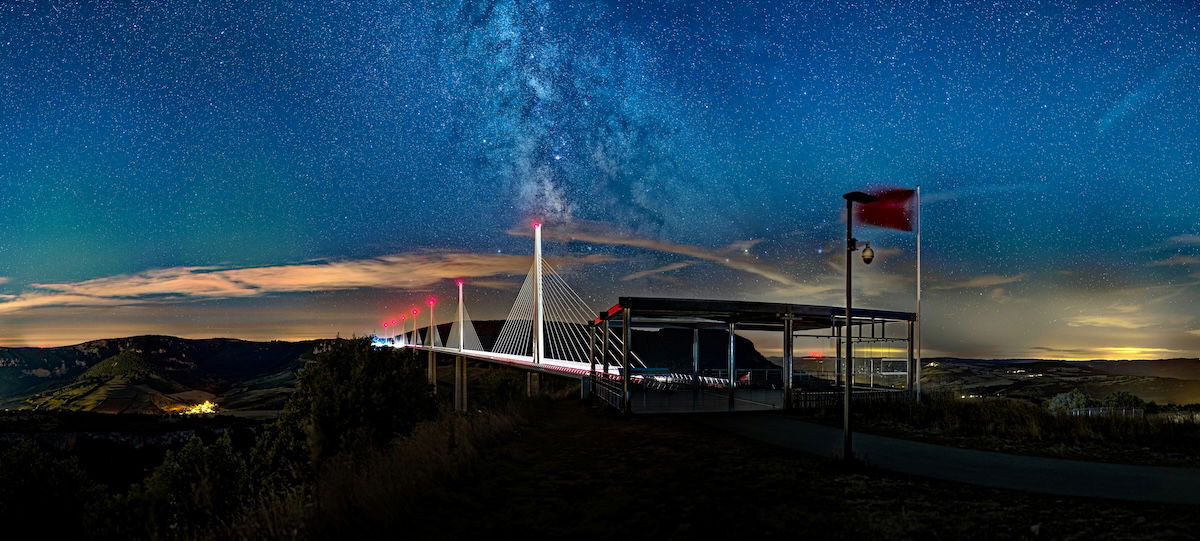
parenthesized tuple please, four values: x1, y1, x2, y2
(250, 338, 437, 490)
(1104, 390, 1145, 409)
(0, 440, 104, 538)
(116, 433, 249, 539)
(1048, 389, 1094, 413)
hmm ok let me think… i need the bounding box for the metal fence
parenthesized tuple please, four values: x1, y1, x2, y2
(1069, 407, 1145, 418)
(790, 388, 908, 410)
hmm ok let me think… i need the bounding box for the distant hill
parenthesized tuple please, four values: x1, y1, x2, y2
(922, 357, 1200, 405)
(1, 336, 327, 411)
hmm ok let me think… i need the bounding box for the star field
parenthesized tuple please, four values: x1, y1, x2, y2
(1, 1, 1198, 359)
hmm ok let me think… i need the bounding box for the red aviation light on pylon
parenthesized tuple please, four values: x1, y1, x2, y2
(382, 322, 389, 328)
(400, 315, 407, 321)
(531, 220, 542, 229)
(427, 297, 436, 307)
(456, 279, 464, 286)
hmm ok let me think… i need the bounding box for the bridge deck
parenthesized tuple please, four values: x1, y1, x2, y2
(407, 345, 621, 380)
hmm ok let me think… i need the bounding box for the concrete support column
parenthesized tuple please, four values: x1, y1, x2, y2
(427, 349, 437, 394)
(526, 372, 540, 397)
(691, 327, 701, 390)
(783, 317, 794, 409)
(454, 356, 468, 412)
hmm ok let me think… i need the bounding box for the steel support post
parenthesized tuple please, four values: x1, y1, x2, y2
(727, 321, 736, 405)
(588, 323, 597, 400)
(907, 320, 915, 394)
(783, 317, 794, 409)
(602, 319, 611, 379)
(621, 308, 631, 414)
(692, 327, 701, 390)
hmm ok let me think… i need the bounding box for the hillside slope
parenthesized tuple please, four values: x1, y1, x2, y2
(1, 336, 325, 410)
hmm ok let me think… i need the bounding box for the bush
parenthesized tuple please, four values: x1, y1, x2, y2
(474, 368, 528, 409)
(250, 338, 438, 490)
(0, 440, 104, 538)
(108, 433, 248, 539)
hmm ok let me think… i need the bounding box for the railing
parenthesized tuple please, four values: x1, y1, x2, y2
(590, 374, 625, 411)
(704, 369, 784, 388)
(790, 387, 907, 410)
(1069, 407, 1145, 418)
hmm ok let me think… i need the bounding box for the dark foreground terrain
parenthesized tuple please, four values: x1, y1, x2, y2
(404, 401, 1198, 540)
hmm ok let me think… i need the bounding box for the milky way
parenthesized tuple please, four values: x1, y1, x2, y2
(1, 1, 1199, 359)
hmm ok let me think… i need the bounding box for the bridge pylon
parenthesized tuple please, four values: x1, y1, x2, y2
(532, 221, 544, 365)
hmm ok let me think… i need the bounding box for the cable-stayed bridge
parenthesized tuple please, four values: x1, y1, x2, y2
(381, 222, 918, 414)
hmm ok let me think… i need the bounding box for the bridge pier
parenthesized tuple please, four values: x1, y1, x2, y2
(526, 372, 540, 397)
(427, 348, 437, 394)
(454, 355, 468, 412)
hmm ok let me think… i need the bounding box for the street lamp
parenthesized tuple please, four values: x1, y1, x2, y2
(841, 191, 878, 462)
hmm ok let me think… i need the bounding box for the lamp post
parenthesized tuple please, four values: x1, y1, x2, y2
(842, 191, 878, 462)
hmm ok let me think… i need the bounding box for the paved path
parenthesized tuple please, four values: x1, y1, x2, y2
(696, 414, 1200, 505)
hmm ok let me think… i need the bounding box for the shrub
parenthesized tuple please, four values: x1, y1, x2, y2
(250, 338, 437, 490)
(110, 433, 248, 539)
(474, 368, 528, 409)
(0, 440, 104, 538)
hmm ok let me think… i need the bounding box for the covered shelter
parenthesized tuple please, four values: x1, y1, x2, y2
(588, 297, 916, 414)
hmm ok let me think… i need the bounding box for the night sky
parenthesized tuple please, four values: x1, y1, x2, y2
(1, 1, 1198, 359)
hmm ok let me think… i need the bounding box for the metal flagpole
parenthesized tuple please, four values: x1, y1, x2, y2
(915, 185, 922, 401)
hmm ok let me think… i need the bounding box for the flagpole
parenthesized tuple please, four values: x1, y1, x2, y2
(915, 185, 922, 401)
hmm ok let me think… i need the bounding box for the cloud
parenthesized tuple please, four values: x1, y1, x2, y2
(0, 277, 8, 285)
(988, 287, 1017, 304)
(520, 220, 805, 287)
(1029, 345, 1183, 360)
(1168, 234, 1200, 245)
(1066, 315, 1157, 330)
(0, 251, 618, 315)
(1188, 329, 1200, 337)
(620, 261, 695, 281)
(1150, 255, 1200, 266)
(932, 273, 1028, 290)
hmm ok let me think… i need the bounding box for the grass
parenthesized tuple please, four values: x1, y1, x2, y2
(800, 392, 1200, 467)
(221, 405, 529, 540)
(399, 400, 1199, 540)
(218, 397, 1199, 540)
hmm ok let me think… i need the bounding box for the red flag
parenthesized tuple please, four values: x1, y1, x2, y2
(855, 187, 915, 231)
